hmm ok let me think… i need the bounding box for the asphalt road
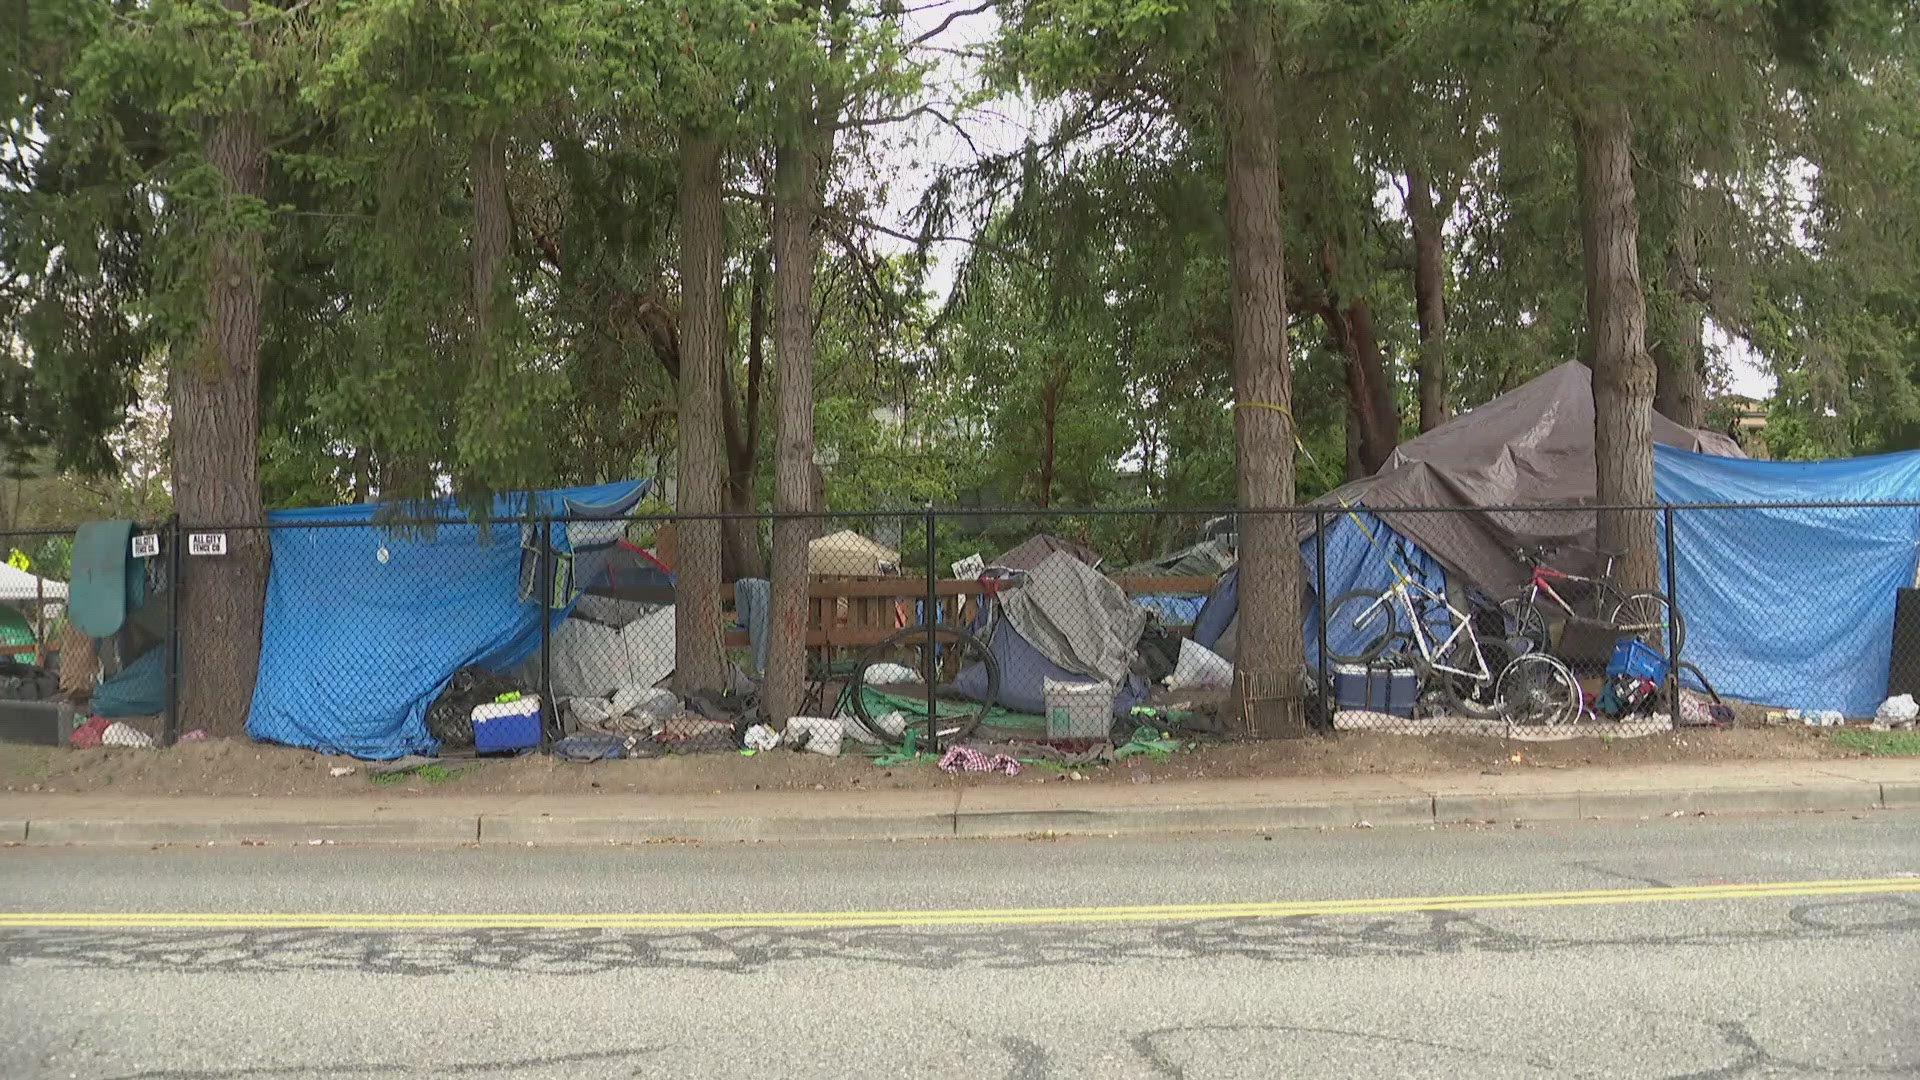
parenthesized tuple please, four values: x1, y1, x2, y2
(3, 814, 1918, 1078)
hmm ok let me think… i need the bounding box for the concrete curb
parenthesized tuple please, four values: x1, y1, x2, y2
(6, 780, 1904, 846)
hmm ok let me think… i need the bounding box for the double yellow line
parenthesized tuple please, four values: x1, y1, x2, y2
(0, 877, 1913, 931)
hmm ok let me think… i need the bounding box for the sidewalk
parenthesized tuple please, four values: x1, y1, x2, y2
(3, 758, 1915, 846)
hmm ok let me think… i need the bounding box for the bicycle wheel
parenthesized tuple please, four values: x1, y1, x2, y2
(847, 624, 999, 746)
(1324, 590, 1397, 664)
(1437, 635, 1514, 719)
(1496, 653, 1582, 725)
(1606, 590, 1686, 660)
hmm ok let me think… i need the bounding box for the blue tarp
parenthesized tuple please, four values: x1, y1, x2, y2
(247, 481, 647, 758)
(1192, 509, 1452, 667)
(1656, 445, 1920, 716)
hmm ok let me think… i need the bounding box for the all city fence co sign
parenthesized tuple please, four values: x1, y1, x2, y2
(188, 533, 228, 557)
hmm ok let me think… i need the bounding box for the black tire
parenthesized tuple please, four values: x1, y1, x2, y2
(1324, 590, 1397, 665)
(1606, 590, 1686, 660)
(847, 624, 999, 747)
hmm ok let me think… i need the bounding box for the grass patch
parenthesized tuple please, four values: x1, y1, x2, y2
(370, 764, 475, 785)
(1830, 729, 1920, 756)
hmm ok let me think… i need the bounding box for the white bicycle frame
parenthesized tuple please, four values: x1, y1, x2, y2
(1351, 577, 1491, 684)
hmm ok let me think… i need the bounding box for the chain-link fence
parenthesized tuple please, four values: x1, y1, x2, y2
(20, 500, 1920, 754)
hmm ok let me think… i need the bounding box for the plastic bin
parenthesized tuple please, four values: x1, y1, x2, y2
(1607, 639, 1669, 683)
(1044, 679, 1115, 739)
(1331, 663, 1418, 718)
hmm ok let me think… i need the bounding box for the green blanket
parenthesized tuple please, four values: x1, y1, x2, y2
(72, 521, 137, 639)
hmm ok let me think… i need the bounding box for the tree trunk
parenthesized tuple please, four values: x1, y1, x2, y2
(470, 130, 509, 370)
(174, 104, 269, 738)
(673, 131, 729, 693)
(1651, 181, 1704, 428)
(1038, 376, 1061, 508)
(1578, 102, 1659, 593)
(1316, 299, 1397, 477)
(1405, 167, 1449, 431)
(1222, 1, 1304, 738)
(766, 109, 836, 725)
(721, 249, 769, 581)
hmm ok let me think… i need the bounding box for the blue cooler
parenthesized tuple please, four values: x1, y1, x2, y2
(1332, 663, 1418, 717)
(1606, 639, 1669, 683)
(472, 695, 542, 753)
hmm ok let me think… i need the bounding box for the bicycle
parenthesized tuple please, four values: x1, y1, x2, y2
(1324, 574, 1511, 718)
(1501, 544, 1685, 661)
(837, 567, 1022, 746)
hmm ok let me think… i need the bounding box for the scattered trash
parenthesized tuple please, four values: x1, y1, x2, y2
(742, 724, 780, 752)
(1787, 708, 1847, 728)
(1355, 820, 1373, 829)
(1874, 694, 1918, 729)
(101, 721, 154, 748)
(551, 734, 648, 762)
(783, 717, 843, 756)
(939, 745, 1022, 776)
(308, 839, 324, 845)
(1166, 638, 1234, 691)
(328, 766, 356, 778)
(178, 729, 209, 743)
(69, 716, 112, 749)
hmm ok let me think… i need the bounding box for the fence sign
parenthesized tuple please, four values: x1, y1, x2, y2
(131, 534, 161, 559)
(951, 554, 984, 580)
(188, 533, 228, 557)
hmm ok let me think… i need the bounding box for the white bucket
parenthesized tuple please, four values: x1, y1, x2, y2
(1044, 679, 1115, 740)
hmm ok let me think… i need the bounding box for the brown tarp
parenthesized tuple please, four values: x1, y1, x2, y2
(1306, 361, 1744, 598)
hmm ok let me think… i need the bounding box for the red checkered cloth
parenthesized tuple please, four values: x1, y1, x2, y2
(938, 745, 1022, 776)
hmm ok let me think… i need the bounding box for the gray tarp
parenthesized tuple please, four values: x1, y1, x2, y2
(993, 533, 1102, 571)
(1301, 361, 1743, 598)
(1000, 552, 1149, 685)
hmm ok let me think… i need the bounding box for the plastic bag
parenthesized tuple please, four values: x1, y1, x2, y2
(783, 717, 843, 756)
(1874, 694, 1918, 726)
(743, 723, 781, 751)
(1167, 638, 1233, 691)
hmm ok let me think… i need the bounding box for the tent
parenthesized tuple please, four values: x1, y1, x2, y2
(992, 533, 1101, 572)
(248, 480, 647, 758)
(1195, 361, 1739, 662)
(0, 563, 66, 602)
(809, 530, 899, 577)
(954, 551, 1149, 720)
(1123, 537, 1235, 579)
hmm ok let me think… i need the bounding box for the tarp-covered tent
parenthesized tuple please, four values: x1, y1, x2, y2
(954, 552, 1149, 719)
(1314, 360, 1743, 599)
(1196, 361, 1739, 661)
(1123, 537, 1236, 579)
(993, 533, 1101, 572)
(1656, 445, 1920, 716)
(248, 480, 647, 758)
(808, 530, 899, 577)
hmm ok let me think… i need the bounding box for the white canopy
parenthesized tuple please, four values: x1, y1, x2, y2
(0, 563, 67, 601)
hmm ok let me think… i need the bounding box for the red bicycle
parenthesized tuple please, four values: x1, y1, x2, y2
(1501, 544, 1685, 661)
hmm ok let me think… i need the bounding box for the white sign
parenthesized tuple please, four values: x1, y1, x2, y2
(951, 554, 985, 580)
(130, 534, 161, 559)
(188, 532, 228, 557)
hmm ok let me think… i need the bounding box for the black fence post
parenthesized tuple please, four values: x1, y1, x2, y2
(538, 512, 555, 743)
(1314, 506, 1328, 732)
(923, 504, 939, 754)
(162, 515, 182, 747)
(1664, 504, 1680, 731)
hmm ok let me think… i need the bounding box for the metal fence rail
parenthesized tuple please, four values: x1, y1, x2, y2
(33, 500, 1914, 753)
